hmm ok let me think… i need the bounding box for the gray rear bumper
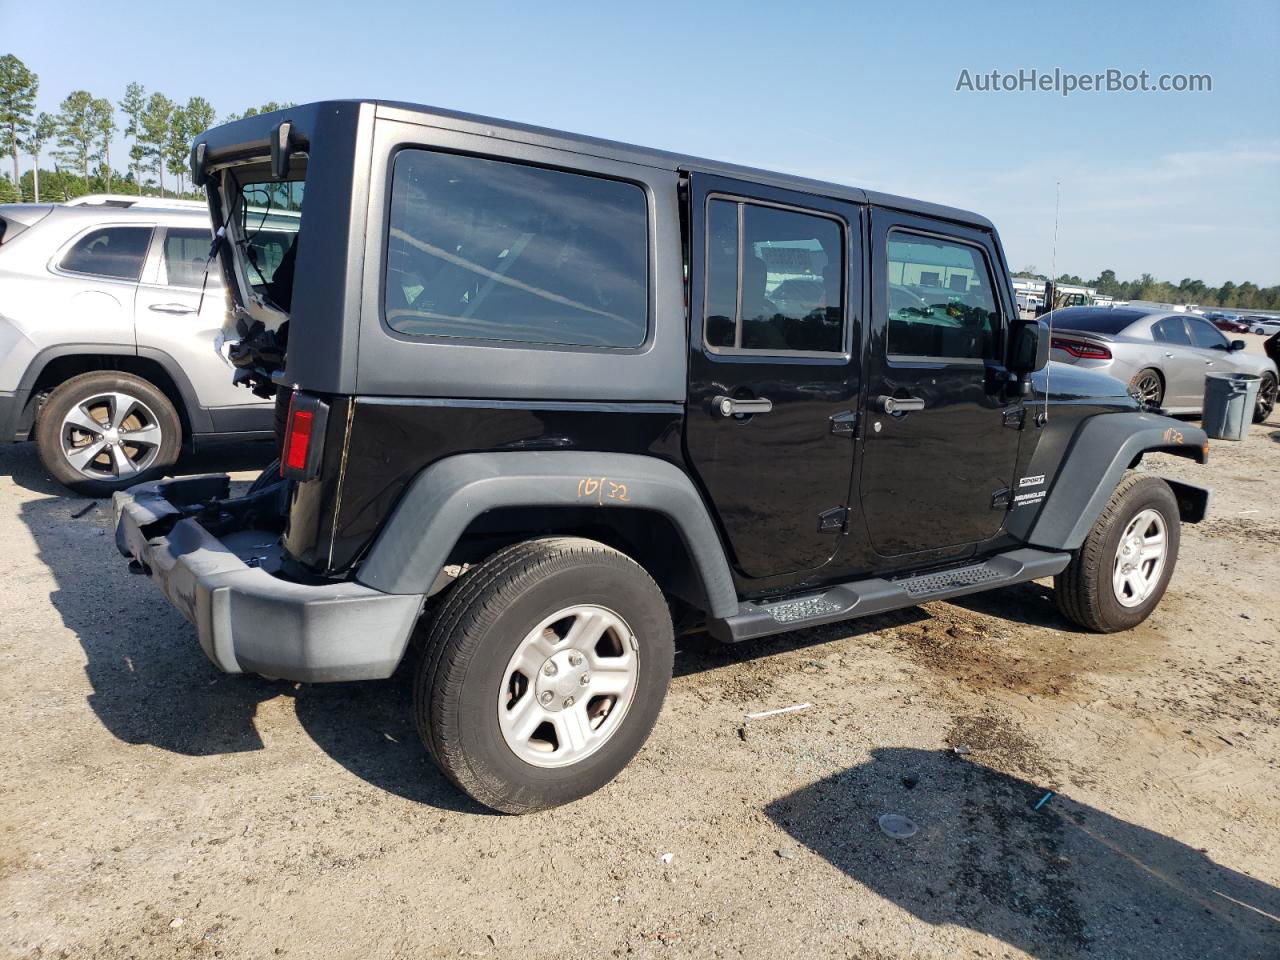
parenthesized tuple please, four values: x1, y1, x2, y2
(113, 476, 424, 682)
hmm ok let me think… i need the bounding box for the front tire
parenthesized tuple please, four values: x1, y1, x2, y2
(1253, 372, 1277, 423)
(414, 537, 674, 813)
(1054, 474, 1180, 632)
(35, 371, 182, 496)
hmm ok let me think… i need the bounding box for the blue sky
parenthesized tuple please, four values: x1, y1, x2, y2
(8, 0, 1279, 285)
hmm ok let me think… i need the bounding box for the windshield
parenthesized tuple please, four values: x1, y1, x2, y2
(232, 178, 304, 313)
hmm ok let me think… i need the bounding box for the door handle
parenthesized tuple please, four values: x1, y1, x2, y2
(713, 395, 773, 417)
(148, 303, 196, 315)
(1163, 352, 1174, 358)
(876, 395, 926, 414)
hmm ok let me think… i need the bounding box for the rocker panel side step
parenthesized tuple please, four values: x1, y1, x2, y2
(709, 548, 1071, 643)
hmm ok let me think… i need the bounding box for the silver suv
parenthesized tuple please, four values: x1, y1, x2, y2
(0, 200, 273, 494)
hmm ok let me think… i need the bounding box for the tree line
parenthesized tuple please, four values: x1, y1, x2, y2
(0, 52, 292, 203)
(1014, 267, 1280, 313)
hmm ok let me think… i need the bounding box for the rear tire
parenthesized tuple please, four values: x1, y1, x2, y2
(1054, 474, 1180, 633)
(1128, 368, 1164, 410)
(414, 537, 674, 814)
(35, 371, 181, 496)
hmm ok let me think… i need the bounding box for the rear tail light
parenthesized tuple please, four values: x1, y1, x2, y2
(1051, 337, 1112, 360)
(280, 392, 329, 480)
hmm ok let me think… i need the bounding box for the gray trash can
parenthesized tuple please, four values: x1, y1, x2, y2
(1201, 372, 1261, 441)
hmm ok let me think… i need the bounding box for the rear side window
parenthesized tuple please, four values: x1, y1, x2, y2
(1152, 316, 1192, 345)
(703, 198, 845, 353)
(59, 226, 152, 281)
(162, 228, 210, 287)
(886, 232, 998, 360)
(384, 150, 649, 349)
(1048, 307, 1145, 333)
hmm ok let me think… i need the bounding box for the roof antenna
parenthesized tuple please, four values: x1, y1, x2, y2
(1041, 179, 1060, 426)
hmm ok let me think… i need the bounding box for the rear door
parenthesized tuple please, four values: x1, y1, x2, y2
(858, 211, 1023, 557)
(133, 225, 244, 408)
(683, 175, 862, 581)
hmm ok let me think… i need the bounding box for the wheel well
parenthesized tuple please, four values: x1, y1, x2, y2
(20, 355, 192, 440)
(443, 506, 711, 620)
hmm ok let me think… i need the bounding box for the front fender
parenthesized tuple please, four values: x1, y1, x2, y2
(1028, 412, 1209, 551)
(356, 451, 740, 620)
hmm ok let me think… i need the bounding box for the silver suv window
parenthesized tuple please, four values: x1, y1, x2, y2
(59, 226, 153, 281)
(162, 228, 211, 287)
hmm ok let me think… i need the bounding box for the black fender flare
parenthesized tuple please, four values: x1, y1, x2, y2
(1027, 412, 1210, 551)
(356, 451, 740, 620)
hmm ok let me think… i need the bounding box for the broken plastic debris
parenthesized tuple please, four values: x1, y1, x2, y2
(169, 918, 185, 929)
(745, 703, 812, 720)
(1034, 791, 1054, 811)
(952, 745, 973, 756)
(878, 814, 919, 839)
(660, 852, 674, 865)
(776, 846, 796, 860)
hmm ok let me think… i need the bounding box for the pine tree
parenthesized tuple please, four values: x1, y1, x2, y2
(0, 54, 38, 192)
(55, 90, 98, 181)
(141, 92, 173, 197)
(25, 112, 54, 200)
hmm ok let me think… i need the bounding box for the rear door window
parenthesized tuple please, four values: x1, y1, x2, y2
(59, 226, 153, 281)
(702, 198, 845, 354)
(161, 228, 210, 287)
(886, 232, 999, 360)
(1152, 316, 1192, 345)
(385, 149, 649, 349)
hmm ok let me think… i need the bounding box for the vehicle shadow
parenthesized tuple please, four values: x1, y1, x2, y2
(946, 580, 1083, 632)
(767, 748, 1280, 960)
(8, 441, 482, 816)
(0, 436, 275, 498)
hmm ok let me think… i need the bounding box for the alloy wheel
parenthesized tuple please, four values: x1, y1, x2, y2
(1111, 508, 1168, 608)
(1129, 371, 1163, 409)
(59, 391, 164, 483)
(1256, 375, 1277, 422)
(497, 604, 639, 768)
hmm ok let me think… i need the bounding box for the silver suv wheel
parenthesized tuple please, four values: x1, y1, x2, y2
(1111, 508, 1168, 607)
(60, 391, 164, 482)
(497, 604, 639, 769)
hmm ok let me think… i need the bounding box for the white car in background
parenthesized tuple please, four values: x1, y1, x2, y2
(0, 198, 277, 494)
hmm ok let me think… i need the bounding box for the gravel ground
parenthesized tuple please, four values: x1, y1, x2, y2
(1, 414, 1278, 960)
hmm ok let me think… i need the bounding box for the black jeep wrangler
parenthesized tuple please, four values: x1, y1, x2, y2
(114, 101, 1211, 813)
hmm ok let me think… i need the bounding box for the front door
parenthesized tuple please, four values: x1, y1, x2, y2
(859, 211, 1023, 557)
(683, 175, 862, 580)
(1149, 315, 1204, 406)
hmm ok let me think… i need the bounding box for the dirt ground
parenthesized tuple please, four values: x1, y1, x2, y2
(2, 412, 1278, 960)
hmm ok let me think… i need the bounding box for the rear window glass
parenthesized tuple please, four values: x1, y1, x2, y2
(162, 228, 210, 287)
(59, 226, 152, 281)
(385, 150, 649, 349)
(1048, 307, 1144, 334)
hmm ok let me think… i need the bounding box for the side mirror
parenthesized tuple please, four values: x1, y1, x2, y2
(1230, 339, 1247, 351)
(1010, 318, 1050, 374)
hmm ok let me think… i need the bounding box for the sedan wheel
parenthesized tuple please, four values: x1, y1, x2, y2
(1255, 373, 1277, 423)
(1129, 369, 1164, 409)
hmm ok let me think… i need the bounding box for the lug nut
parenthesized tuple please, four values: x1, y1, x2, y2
(563, 696, 575, 708)
(540, 690, 554, 705)
(543, 662, 558, 677)
(580, 673, 590, 686)
(568, 652, 583, 667)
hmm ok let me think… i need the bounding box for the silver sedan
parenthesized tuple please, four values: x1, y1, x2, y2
(1045, 306, 1278, 422)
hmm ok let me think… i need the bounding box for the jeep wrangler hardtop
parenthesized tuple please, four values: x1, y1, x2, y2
(114, 100, 1211, 813)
